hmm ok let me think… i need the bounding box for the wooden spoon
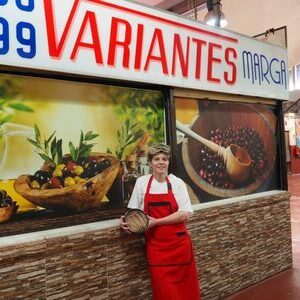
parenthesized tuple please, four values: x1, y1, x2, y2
(176, 120, 251, 183)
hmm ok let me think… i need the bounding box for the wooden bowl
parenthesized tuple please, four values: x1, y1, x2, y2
(13, 153, 120, 212)
(125, 209, 148, 233)
(0, 202, 19, 223)
(182, 102, 276, 198)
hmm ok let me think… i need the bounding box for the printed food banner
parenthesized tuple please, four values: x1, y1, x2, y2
(0, 0, 289, 99)
(0, 74, 165, 217)
(175, 98, 279, 203)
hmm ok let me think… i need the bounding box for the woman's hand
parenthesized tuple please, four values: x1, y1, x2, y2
(119, 216, 131, 233)
(147, 211, 190, 229)
(148, 216, 157, 229)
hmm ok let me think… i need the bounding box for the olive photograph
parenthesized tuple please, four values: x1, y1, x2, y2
(175, 98, 279, 203)
(0, 75, 165, 223)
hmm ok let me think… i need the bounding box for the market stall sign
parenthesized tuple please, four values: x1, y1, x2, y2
(0, 0, 288, 100)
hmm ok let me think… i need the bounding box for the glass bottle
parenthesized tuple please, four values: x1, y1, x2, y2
(0, 123, 43, 212)
(136, 145, 150, 176)
(122, 154, 139, 206)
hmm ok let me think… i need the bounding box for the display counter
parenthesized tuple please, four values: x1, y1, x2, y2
(0, 190, 291, 299)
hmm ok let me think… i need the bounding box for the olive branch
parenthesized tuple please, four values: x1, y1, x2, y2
(27, 124, 99, 165)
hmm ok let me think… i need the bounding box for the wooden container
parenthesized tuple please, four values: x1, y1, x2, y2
(182, 102, 276, 198)
(125, 209, 148, 233)
(14, 153, 120, 212)
(0, 202, 18, 223)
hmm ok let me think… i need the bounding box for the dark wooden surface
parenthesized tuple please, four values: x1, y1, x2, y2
(0, 204, 126, 238)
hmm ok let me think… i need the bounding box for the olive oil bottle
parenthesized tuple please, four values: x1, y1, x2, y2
(136, 145, 150, 175)
(122, 154, 139, 206)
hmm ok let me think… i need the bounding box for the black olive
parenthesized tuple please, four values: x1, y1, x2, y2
(77, 158, 88, 166)
(33, 170, 51, 185)
(0, 198, 11, 207)
(83, 160, 110, 178)
(5, 198, 12, 206)
(82, 163, 97, 179)
(99, 159, 111, 170)
(0, 190, 7, 199)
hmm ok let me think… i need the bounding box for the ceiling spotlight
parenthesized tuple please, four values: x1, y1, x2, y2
(204, 0, 228, 28)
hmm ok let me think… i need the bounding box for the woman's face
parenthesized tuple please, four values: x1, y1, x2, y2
(150, 152, 169, 176)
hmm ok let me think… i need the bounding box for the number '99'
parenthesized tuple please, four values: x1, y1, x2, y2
(0, 0, 36, 59)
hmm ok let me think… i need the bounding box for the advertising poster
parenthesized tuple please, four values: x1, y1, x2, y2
(0, 74, 166, 220)
(295, 118, 300, 147)
(175, 98, 279, 203)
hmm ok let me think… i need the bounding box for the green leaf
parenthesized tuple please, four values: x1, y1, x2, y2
(85, 133, 99, 141)
(34, 124, 41, 143)
(69, 141, 77, 161)
(44, 130, 56, 151)
(8, 103, 34, 112)
(38, 152, 52, 163)
(50, 137, 57, 160)
(27, 138, 43, 150)
(117, 130, 121, 143)
(80, 130, 84, 147)
(79, 144, 94, 155)
(0, 115, 12, 125)
(80, 146, 93, 159)
(126, 133, 133, 142)
(56, 139, 63, 164)
(115, 148, 122, 160)
(125, 119, 129, 134)
(84, 130, 92, 139)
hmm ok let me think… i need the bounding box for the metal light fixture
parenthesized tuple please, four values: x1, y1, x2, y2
(204, 0, 228, 28)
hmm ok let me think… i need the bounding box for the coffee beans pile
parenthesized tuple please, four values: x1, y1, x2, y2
(197, 127, 268, 189)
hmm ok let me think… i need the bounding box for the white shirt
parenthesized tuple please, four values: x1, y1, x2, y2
(128, 174, 193, 213)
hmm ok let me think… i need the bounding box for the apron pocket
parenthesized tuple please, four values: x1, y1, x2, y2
(147, 234, 192, 266)
(148, 201, 172, 218)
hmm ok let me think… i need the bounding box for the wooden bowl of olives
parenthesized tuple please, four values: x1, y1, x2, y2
(181, 102, 276, 198)
(14, 153, 120, 212)
(0, 190, 19, 223)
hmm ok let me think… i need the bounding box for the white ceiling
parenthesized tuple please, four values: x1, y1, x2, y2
(135, 0, 300, 68)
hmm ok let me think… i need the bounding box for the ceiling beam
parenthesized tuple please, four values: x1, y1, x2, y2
(167, 0, 207, 15)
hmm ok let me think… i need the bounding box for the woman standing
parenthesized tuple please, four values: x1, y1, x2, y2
(120, 143, 201, 300)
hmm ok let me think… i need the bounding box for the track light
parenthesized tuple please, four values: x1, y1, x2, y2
(204, 0, 228, 28)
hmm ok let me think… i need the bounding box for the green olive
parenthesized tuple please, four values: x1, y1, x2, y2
(64, 177, 76, 187)
(73, 165, 84, 176)
(52, 169, 63, 177)
(56, 164, 65, 170)
(31, 180, 40, 189)
(74, 176, 86, 184)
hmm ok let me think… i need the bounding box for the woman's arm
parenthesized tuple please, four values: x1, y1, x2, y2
(119, 176, 145, 233)
(148, 211, 191, 229)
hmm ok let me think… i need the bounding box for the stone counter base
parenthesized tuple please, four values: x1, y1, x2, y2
(0, 190, 292, 299)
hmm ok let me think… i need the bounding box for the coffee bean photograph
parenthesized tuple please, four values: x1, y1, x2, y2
(175, 99, 279, 203)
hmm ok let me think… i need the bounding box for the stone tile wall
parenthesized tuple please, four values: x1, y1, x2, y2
(0, 191, 292, 299)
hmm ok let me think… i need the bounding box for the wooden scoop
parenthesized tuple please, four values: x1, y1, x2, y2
(176, 121, 251, 183)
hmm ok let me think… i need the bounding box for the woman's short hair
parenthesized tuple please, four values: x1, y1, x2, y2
(148, 143, 171, 161)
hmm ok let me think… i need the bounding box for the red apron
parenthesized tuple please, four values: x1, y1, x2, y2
(144, 176, 200, 300)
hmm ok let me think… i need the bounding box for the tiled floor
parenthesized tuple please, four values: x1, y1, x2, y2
(226, 174, 300, 300)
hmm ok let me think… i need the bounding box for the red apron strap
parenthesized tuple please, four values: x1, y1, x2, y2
(146, 175, 154, 194)
(165, 176, 173, 196)
(146, 175, 172, 194)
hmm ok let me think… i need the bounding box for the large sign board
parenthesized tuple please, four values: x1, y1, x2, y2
(0, 0, 289, 99)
